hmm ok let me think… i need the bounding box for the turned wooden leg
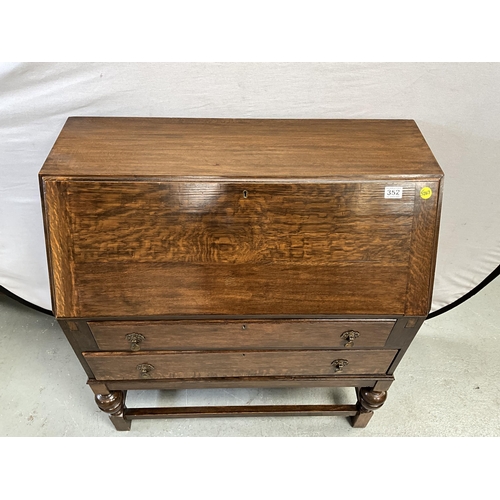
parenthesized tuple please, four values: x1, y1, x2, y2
(88, 380, 131, 431)
(94, 390, 131, 431)
(88, 381, 131, 431)
(351, 387, 388, 428)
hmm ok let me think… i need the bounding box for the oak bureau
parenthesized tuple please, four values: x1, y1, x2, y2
(39, 117, 444, 431)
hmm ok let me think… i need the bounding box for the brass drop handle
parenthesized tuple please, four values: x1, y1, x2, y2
(340, 330, 360, 348)
(137, 363, 155, 379)
(331, 359, 349, 373)
(126, 333, 145, 351)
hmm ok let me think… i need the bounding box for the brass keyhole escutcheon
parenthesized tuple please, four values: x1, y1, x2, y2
(331, 359, 349, 373)
(126, 333, 145, 351)
(340, 330, 360, 348)
(137, 363, 155, 379)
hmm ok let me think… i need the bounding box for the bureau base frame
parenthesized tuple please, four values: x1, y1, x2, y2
(88, 377, 394, 431)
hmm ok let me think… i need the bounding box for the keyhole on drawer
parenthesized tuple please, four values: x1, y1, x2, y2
(242, 324, 246, 330)
(243, 190, 248, 199)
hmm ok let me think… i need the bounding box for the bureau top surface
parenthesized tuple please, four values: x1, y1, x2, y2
(40, 117, 443, 180)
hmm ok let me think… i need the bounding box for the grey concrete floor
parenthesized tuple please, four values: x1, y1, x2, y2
(1, 279, 499, 437)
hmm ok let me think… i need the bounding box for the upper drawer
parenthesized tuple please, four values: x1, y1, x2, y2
(88, 319, 396, 351)
(42, 179, 441, 318)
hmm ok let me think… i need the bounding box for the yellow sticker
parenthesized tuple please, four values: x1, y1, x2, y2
(420, 187, 432, 199)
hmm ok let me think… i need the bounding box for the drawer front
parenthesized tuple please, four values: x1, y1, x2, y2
(88, 320, 395, 351)
(83, 349, 398, 380)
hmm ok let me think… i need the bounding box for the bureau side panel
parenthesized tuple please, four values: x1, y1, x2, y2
(40, 178, 78, 317)
(405, 179, 443, 316)
(46, 180, 416, 318)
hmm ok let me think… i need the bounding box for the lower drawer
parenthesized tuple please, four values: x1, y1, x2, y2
(87, 319, 395, 351)
(83, 349, 398, 380)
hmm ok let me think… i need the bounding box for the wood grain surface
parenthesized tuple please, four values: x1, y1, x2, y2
(88, 319, 395, 351)
(66, 181, 415, 264)
(42, 179, 418, 317)
(103, 374, 395, 391)
(405, 180, 443, 316)
(40, 117, 443, 179)
(74, 261, 409, 317)
(83, 349, 398, 380)
(39, 118, 444, 430)
(123, 405, 359, 419)
(40, 118, 444, 319)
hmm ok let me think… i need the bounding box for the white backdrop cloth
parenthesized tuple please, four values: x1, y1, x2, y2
(1, 62, 499, 313)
